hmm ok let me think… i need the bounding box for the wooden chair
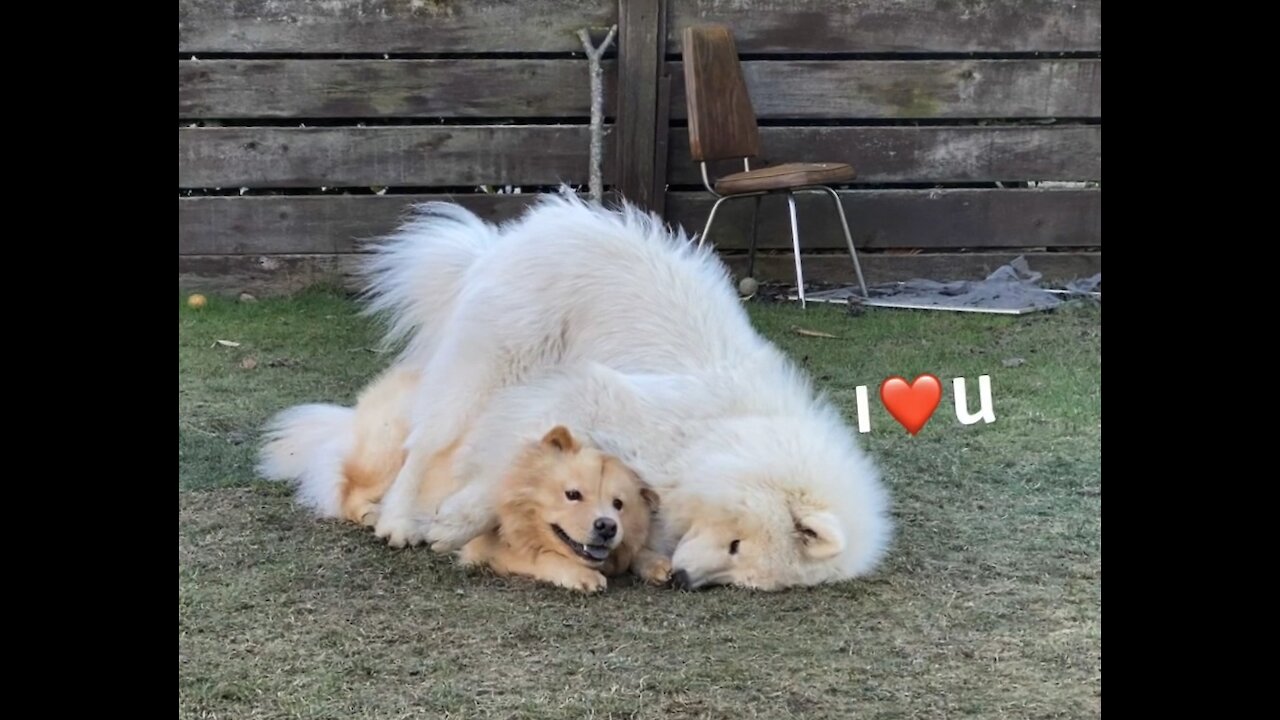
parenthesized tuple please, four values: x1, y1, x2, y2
(682, 25, 868, 307)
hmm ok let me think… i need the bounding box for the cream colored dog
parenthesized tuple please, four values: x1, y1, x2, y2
(259, 367, 671, 592)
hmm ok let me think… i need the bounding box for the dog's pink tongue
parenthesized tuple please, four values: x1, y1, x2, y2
(586, 545, 610, 561)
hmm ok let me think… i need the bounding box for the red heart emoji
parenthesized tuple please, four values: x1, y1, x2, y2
(880, 375, 942, 435)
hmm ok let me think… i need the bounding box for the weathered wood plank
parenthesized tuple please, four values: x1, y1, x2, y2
(180, 254, 354, 296)
(179, 127, 604, 188)
(179, 251, 1100, 296)
(180, 59, 1098, 120)
(669, 60, 1101, 119)
(179, 194, 555, 255)
(670, 126, 1101, 185)
(668, 0, 1103, 54)
(178, 0, 1100, 55)
(665, 189, 1101, 249)
(179, 0, 616, 54)
(180, 125, 1098, 189)
(179, 189, 1100, 256)
(615, 0, 666, 212)
(179, 59, 612, 119)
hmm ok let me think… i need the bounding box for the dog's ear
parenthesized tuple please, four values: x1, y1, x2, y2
(639, 484, 660, 512)
(604, 456, 659, 511)
(793, 511, 845, 561)
(540, 425, 580, 452)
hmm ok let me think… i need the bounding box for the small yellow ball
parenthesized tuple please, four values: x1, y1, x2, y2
(187, 294, 208, 310)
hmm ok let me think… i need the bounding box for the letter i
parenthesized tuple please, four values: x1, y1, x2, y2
(855, 385, 872, 433)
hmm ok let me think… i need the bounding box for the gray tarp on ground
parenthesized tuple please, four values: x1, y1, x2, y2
(805, 256, 1101, 313)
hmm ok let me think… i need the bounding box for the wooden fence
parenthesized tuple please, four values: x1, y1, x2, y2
(179, 0, 1101, 294)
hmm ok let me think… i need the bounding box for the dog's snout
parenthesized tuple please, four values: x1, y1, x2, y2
(671, 569, 693, 591)
(592, 517, 617, 540)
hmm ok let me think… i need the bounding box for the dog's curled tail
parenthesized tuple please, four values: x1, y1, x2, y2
(257, 404, 356, 517)
(357, 202, 500, 359)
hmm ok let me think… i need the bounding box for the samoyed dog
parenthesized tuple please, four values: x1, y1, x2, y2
(350, 192, 892, 589)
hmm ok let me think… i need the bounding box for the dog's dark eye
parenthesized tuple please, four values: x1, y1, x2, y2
(613, 498, 624, 511)
(565, 490, 582, 501)
(729, 539, 740, 555)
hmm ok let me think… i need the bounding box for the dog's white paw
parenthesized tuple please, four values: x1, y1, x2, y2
(557, 569, 608, 594)
(374, 515, 428, 549)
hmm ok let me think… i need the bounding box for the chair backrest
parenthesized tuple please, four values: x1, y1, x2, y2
(682, 25, 760, 163)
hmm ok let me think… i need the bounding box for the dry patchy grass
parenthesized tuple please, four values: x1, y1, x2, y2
(179, 290, 1101, 719)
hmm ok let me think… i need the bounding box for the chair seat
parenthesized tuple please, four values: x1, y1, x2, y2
(714, 162, 856, 195)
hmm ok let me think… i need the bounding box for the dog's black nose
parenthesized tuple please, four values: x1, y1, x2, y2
(671, 569, 693, 590)
(593, 517, 617, 540)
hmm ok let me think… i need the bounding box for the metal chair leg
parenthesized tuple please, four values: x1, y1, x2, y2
(746, 195, 762, 278)
(786, 191, 806, 309)
(817, 186, 868, 298)
(698, 195, 733, 249)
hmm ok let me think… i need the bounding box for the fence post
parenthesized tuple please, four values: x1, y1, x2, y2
(614, 0, 669, 217)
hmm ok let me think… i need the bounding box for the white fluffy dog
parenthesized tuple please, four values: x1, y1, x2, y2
(361, 192, 893, 590)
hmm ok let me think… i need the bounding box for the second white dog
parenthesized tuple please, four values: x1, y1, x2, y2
(361, 193, 893, 590)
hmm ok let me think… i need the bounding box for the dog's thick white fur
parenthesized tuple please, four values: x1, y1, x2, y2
(356, 192, 893, 590)
(256, 403, 357, 517)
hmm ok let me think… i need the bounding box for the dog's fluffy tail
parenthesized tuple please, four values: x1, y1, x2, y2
(357, 202, 501, 359)
(257, 404, 356, 517)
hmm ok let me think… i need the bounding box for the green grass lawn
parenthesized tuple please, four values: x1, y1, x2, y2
(179, 289, 1101, 719)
